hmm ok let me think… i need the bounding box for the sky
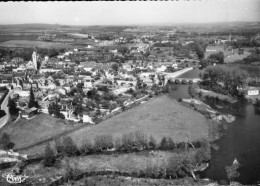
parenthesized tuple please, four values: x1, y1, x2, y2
(0, 0, 259, 25)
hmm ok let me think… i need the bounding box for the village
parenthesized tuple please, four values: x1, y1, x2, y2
(0, 19, 259, 185)
(0, 32, 203, 125)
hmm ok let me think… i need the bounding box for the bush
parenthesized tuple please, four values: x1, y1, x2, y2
(43, 143, 56, 167)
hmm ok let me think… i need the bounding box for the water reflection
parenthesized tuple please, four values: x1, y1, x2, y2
(169, 83, 260, 185)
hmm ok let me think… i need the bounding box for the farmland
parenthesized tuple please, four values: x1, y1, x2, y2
(224, 51, 251, 63)
(0, 113, 79, 150)
(0, 40, 74, 49)
(69, 95, 209, 148)
(18, 95, 209, 156)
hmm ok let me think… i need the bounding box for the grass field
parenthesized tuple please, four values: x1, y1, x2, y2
(0, 113, 78, 150)
(69, 95, 209, 147)
(0, 40, 74, 49)
(178, 68, 204, 79)
(224, 51, 251, 63)
(14, 96, 209, 155)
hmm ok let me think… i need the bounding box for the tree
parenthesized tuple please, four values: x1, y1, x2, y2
(28, 86, 39, 108)
(134, 131, 148, 150)
(63, 137, 79, 157)
(159, 137, 168, 150)
(208, 52, 224, 64)
(94, 134, 114, 151)
(80, 139, 93, 155)
(226, 162, 240, 182)
(43, 143, 56, 167)
(55, 139, 64, 155)
(8, 97, 19, 116)
(148, 135, 157, 149)
(0, 133, 13, 150)
(48, 101, 65, 119)
(111, 63, 119, 71)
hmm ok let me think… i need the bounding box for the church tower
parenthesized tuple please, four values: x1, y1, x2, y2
(32, 51, 38, 70)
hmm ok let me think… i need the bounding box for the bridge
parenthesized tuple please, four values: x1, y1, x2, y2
(167, 77, 201, 84)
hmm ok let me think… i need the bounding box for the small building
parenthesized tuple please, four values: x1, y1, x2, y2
(245, 87, 259, 96)
(21, 107, 38, 119)
(83, 114, 94, 124)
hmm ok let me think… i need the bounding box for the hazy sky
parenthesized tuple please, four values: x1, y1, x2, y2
(0, 0, 259, 25)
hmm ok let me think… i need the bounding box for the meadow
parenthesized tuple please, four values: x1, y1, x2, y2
(0, 40, 74, 49)
(69, 95, 209, 148)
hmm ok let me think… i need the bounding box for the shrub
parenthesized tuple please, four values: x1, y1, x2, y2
(178, 98, 183, 102)
(43, 143, 56, 167)
(166, 156, 179, 179)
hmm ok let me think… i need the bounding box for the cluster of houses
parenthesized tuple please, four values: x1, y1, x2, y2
(0, 47, 186, 123)
(0, 31, 212, 123)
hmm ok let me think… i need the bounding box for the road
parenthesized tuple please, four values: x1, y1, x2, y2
(163, 67, 193, 82)
(0, 89, 14, 129)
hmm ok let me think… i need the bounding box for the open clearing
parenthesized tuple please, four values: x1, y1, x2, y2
(0, 114, 78, 150)
(15, 96, 208, 155)
(224, 51, 251, 63)
(0, 40, 74, 49)
(70, 95, 209, 147)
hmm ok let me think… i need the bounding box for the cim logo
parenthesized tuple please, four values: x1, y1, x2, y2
(1, 172, 29, 184)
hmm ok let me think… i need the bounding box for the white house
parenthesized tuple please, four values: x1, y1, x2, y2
(245, 87, 259, 96)
(156, 65, 167, 72)
(172, 63, 178, 69)
(83, 115, 94, 124)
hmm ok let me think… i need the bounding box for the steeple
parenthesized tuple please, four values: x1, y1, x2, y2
(32, 51, 38, 70)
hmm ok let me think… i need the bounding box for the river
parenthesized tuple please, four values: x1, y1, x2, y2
(170, 69, 260, 185)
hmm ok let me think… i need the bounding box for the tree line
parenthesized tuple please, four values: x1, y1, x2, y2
(200, 65, 249, 96)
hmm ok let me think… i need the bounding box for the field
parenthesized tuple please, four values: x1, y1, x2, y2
(178, 68, 204, 79)
(224, 51, 251, 63)
(21, 95, 209, 156)
(0, 40, 75, 49)
(0, 113, 79, 150)
(69, 95, 209, 147)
